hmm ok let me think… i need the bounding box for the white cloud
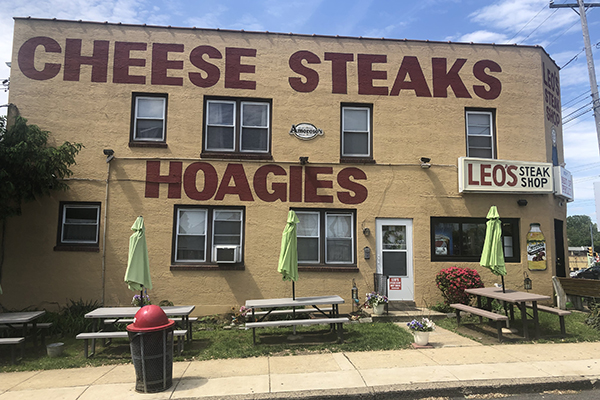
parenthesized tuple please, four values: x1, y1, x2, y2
(469, 0, 577, 34)
(461, 0, 580, 46)
(186, 5, 228, 29)
(458, 30, 508, 44)
(364, 23, 407, 39)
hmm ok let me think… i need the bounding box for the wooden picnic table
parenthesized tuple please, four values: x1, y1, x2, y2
(0, 310, 46, 348)
(465, 287, 550, 340)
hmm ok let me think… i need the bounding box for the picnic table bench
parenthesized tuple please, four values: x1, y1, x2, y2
(555, 277, 600, 310)
(0, 337, 25, 364)
(0, 322, 53, 346)
(450, 303, 509, 342)
(525, 303, 570, 336)
(76, 329, 187, 358)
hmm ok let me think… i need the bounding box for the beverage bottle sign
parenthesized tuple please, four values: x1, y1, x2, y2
(527, 223, 547, 271)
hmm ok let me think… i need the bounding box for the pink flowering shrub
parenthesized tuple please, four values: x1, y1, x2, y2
(435, 267, 483, 305)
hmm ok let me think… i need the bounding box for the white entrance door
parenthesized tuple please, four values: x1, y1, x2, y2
(376, 219, 413, 301)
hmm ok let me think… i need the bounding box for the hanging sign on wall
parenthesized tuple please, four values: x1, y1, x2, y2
(289, 123, 324, 140)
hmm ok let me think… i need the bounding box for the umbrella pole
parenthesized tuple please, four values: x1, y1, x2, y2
(292, 282, 297, 336)
(140, 285, 144, 306)
(501, 276, 505, 293)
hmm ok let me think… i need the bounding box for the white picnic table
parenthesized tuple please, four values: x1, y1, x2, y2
(0, 310, 46, 348)
(85, 305, 195, 342)
(244, 295, 346, 344)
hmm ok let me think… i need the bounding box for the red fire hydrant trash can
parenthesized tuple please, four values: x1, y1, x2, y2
(127, 305, 175, 393)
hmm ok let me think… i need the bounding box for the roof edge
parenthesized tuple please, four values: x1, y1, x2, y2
(13, 16, 560, 69)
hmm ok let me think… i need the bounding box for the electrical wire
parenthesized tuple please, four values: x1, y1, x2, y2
(563, 89, 592, 108)
(570, 162, 600, 173)
(563, 100, 593, 120)
(563, 107, 593, 124)
(506, 2, 549, 43)
(547, 17, 588, 51)
(563, 96, 592, 113)
(517, 8, 559, 44)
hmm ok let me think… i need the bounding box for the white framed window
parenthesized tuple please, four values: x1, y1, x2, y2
(174, 206, 244, 264)
(213, 210, 243, 246)
(240, 102, 269, 152)
(204, 97, 271, 155)
(175, 208, 208, 262)
(342, 105, 371, 158)
(58, 202, 101, 246)
(295, 209, 356, 266)
(296, 211, 320, 263)
(132, 94, 167, 142)
(466, 110, 495, 159)
(325, 212, 354, 263)
(206, 100, 236, 151)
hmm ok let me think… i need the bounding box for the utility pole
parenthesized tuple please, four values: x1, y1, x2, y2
(550, 1, 600, 154)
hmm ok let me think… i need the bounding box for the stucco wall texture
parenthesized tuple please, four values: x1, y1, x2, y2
(2, 18, 566, 314)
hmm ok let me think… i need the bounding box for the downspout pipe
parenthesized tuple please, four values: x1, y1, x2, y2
(101, 151, 114, 305)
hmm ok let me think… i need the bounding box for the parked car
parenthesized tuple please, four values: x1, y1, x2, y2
(572, 265, 600, 280)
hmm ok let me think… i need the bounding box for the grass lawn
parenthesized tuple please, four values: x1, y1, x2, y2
(0, 320, 414, 372)
(3, 308, 600, 373)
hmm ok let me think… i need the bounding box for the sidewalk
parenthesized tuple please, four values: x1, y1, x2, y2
(1, 324, 600, 400)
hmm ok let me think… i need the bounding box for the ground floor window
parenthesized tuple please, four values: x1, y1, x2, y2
(294, 208, 356, 267)
(55, 202, 101, 251)
(431, 217, 520, 262)
(173, 206, 244, 265)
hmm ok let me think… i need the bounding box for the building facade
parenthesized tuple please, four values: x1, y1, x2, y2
(2, 18, 572, 313)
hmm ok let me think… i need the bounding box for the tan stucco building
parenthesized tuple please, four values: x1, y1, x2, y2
(1, 18, 572, 314)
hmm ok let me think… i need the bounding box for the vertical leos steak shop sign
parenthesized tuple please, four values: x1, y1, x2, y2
(458, 157, 553, 193)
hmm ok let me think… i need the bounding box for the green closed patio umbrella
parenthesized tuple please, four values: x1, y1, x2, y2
(278, 210, 299, 299)
(480, 205, 507, 293)
(124, 216, 152, 305)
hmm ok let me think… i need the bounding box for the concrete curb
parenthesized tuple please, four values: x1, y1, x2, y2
(174, 376, 600, 400)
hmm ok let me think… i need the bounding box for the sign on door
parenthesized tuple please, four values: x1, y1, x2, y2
(389, 277, 402, 291)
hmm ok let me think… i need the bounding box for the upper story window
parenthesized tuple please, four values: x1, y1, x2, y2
(55, 202, 101, 252)
(173, 205, 244, 269)
(431, 216, 519, 263)
(341, 104, 373, 162)
(203, 97, 272, 159)
(294, 208, 356, 268)
(130, 93, 167, 147)
(466, 110, 495, 159)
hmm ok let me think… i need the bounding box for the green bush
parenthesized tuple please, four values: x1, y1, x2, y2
(43, 298, 102, 337)
(585, 301, 600, 330)
(435, 267, 484, 305)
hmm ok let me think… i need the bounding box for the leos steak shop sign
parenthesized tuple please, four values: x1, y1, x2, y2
(458, 157, 553, 193)
(145, 161, 368, 204)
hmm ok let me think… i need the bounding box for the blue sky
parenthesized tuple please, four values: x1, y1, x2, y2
(1, 0, 599, 222)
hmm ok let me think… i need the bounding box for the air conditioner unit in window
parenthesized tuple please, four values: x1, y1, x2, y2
(213, 245, 240, 263)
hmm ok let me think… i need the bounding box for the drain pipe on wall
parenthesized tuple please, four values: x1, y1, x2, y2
(101, 149, 115, 305)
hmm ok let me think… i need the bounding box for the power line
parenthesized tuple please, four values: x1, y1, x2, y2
(563, 89, 592, 107)
(517, 8, 559, 44)
(561, 40, 600, 68)
(506, 2, 550, 43)
(563, 107, 592, 124)
(570, 162, 600, 172)
(563, 100, 593, 120)
(547, 14, 590, 49)
(563, 94, 592, 112)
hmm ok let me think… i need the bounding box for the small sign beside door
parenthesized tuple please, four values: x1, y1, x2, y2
(389, 277, 402, 290)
